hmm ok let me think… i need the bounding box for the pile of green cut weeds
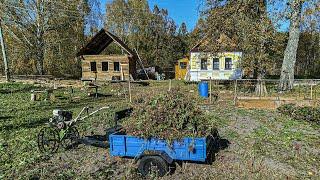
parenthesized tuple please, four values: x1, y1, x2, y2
(277, 103, 320, 124)
(123, 89, 214, 142)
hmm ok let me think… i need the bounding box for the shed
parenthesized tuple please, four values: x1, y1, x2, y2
(175, 58, 189, 80)
(77, 29, 137, 81)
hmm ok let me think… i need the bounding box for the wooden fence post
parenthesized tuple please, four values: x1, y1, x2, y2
(234, 79, 238, 105)
(128, 78, 132, 103)
(209, 78, 212, 104)
(310, 84, 313, 100)
(31, 90, 36, 101)
(298, 82, 300, 100)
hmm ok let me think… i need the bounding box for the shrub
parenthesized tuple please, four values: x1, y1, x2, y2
(277, 103, 295, 116)
(277, 104, 320, 124)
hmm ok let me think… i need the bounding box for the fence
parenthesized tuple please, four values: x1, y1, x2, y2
(31, 78, 319, 109)
(123, 79, 320, 109)
(231, 79, 320, 109)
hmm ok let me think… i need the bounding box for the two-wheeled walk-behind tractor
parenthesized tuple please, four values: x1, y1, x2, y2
(37, 106, 115, 153)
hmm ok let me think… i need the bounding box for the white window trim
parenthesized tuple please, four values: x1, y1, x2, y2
(212, 58, 220, 71)
(225, 57, 233, 70)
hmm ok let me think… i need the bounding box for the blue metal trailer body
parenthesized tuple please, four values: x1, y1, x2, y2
(109, 134, 212, 162)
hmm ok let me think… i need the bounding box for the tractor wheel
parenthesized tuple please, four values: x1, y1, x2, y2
(137, 156, 169, 177)
(61, 126, 80, 150)
(37, 127, 60, 154)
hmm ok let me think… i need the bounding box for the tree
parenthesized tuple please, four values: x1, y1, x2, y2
(295, 32, 320, 78)
(279, 0, 303, 91)
(105, 0, 186, 69)
(0, 0, 102, 76)
(189, 18, 206, 48)
(177, 22, 189, 56)
(278, 0, 320, 90)
(202, 0, 284, 94)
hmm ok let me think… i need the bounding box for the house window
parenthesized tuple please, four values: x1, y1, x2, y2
(179, 62, 187, 69)
(213, 58, 219, 70)
(225, 58, 232, 70)
(90, 62, 97, 72)
(200, 59, 207, 70)
(114, 62, 120, 71)
(102, 62, 108, 71)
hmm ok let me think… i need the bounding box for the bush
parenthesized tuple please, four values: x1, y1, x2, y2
(277, 104, 295, 116)
(277, 104, 320, 124)
(122, 89, 215, 143)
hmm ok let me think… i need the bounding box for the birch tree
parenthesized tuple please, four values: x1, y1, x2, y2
(0, 0, 101, 76)
(278, 0, 319, 90)
(279, 0, 303, 91)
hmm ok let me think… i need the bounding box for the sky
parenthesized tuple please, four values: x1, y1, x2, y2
(100, 0, 203, 31)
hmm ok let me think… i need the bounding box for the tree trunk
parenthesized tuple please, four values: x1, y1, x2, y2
(255, 71, 267, 96)
(35, 45, 44, 75)
(35, 0, 45, 75)
(279, 0, 302, 91)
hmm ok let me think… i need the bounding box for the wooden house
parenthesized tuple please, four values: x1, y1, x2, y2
(175, 58, 189, 80)
(77, 29, 137, 81)
(188, 35, 243, 81)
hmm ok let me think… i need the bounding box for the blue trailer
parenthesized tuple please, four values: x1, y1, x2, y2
(109, 132, 219, 176)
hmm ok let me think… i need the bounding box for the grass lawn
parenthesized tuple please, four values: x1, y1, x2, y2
(0, 81, 319, 179)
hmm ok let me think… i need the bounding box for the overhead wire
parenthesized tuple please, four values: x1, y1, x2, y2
(1, 3, 175, 22)
(1, 1, 189, 35)
(2, 3, 88, 19)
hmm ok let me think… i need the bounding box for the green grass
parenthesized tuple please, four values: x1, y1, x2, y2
(0, 81, 319, 179)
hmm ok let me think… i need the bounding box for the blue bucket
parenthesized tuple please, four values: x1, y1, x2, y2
(198, 81, 209, 98)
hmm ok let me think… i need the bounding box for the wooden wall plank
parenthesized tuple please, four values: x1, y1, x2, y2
(81, 55, 134, 81)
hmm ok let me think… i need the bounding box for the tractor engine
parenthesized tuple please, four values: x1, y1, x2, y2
(50, 109, 73, 126)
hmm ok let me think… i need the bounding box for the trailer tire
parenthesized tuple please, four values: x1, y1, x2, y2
(138, 156, 169, 177)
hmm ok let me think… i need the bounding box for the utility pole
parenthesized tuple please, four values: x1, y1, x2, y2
(0, 19, 10, 82)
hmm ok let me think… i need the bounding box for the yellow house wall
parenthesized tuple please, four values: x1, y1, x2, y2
(189, 52, 242, 80)
(175, 58, 189, 80)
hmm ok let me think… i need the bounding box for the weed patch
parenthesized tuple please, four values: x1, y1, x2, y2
(278, 104, 320, 124)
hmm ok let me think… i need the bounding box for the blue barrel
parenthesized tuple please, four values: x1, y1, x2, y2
(198, 81, 209, 98)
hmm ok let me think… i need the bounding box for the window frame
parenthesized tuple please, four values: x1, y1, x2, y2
(179, 62, 187, 69)
(114, 62, 120, 72)
(90, 62, 97, 72)
(212, 58, 220, 70)
(200, 58, 208, 70)
(101, 62, 109, 72)
(225, 58, 232, 70)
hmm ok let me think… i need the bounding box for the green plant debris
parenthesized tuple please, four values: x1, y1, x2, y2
(123, 89, 215, 142)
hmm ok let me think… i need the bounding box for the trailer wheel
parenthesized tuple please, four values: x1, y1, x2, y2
(138, 156, 169, 177)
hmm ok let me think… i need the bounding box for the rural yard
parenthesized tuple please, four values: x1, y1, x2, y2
(0, 80, 319, 179)
(1, 0, 320, 179)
